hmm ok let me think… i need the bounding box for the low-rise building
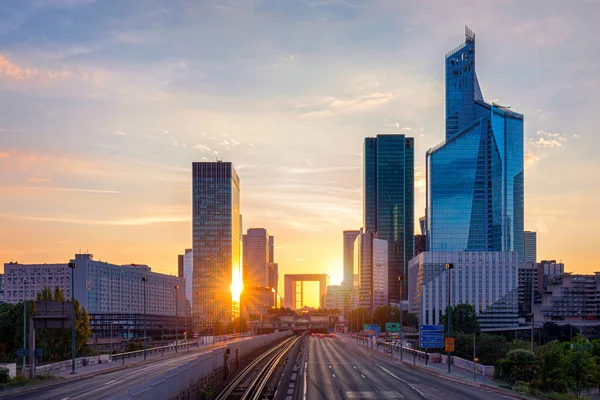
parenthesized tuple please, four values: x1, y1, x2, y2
(408, 251, 519, 330)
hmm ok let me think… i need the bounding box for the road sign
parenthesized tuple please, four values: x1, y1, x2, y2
(16, 349, 28, 357)
(445, 338, 455, 352)
(34, 348, 43, 358)
(420, 324, 444, 331)
(420, 325, 444, 349)
(386, 323, 400, 332)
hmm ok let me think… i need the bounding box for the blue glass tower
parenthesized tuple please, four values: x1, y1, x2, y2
(426, 27, 524, 260)
(364, 134, 414, 302)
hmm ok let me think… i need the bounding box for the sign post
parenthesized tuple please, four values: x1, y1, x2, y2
(419, 325, 444, 349)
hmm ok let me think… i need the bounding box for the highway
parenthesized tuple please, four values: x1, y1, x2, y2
(303, 335, 514, 400)
(4, 341, 238, 400)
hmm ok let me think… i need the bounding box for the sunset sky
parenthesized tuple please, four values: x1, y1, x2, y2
(1, 1, 599, 307)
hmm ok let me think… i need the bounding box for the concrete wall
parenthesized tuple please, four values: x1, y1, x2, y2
(109, 330, 292, 400)
(0, 363, 16, 378)
(439, 354, 495, 377)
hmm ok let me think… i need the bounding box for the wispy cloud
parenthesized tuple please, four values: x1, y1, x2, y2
(1, 213, 189, 226)
(27, 177, 52, 183)
(530, 130, 569, 148)
(0, 152, 10, 158)
(26, 187, 119, 194)
(113, 130, 126, 136)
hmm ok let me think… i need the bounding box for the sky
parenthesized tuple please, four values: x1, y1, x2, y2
(1, 0, 599, 308)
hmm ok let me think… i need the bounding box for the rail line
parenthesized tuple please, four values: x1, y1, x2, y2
(215, 335, 300, 400)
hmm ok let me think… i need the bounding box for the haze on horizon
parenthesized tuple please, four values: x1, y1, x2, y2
(1, 0, 599, 307)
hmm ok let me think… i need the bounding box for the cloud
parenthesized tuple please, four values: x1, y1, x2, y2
(194, 144, 212, 152)
(113, 130, 127, 136)
(26, 187, 119, 194)
(297, 91, 395, 118)
(2, 213, 189, 226)
(0, 152, 10, 158)
(524, 151, 540, 168)
(0, 55, 39, 80)
(27, 177, 52, 183)
(530, 130, 569, 148)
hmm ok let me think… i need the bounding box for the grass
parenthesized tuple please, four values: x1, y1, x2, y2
(0, 374, 57, 391)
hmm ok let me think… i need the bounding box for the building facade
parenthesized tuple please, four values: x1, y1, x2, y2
(426, 27, 524, 261)
(354, 230, 389, 312)
(535, 273, 600, 338)
(524, 231, 537, 264)
(364, 134, 414, 302)
(518, 262, 540, 322)
(181, 249, 193, 311)
(243, 228, 270, 288)
(3, 262, 72, 303)
(343, 230, 361, 289)
(0, 273, 4, 304)
(538, 260, 565, 293)
(324, 285, 341, 311)
(408, 251, 519, 330)
(192, 161, 241, 333)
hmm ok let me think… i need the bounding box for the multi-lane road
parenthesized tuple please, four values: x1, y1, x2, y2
(3, 341, 235, 400)
(303, 334, 515, 400)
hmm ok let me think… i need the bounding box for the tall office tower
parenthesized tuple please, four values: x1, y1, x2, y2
(192, 161, 241, 333)
(364, 135, 414, 302)
(268, 235, 274, 263)
(524, 231, 537, 263)
(243, 228, 270, 287)
(342, 230, 361, 289)
(354, 229, 389, 312)
(426, 27, 524, 260)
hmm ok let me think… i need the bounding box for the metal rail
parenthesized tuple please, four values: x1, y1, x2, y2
(215, 336, 298, 400)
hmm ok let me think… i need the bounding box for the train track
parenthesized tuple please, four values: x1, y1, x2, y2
(215, 335, 300, 400)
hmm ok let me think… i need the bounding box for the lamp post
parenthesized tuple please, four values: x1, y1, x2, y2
(68, 262, 77, 375)
(110, 320, 113, 356)
(531, 268, 535, 353)
(142, 276, 148, 360)
(120, 325, 125, 365)
(175, 285, 179, 353)
(22, 278, 27, 376)
(159, 325, 164, 356)
(445, 263, 454, 374)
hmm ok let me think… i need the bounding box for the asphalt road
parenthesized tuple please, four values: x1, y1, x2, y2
(5, 342, 236, 400)
(303, 335, 515, 400)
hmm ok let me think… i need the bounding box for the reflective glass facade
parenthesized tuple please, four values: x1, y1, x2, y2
(364, 135, 414, 301)
(426, 28, 524, 260)
(192, 162, 241, 333)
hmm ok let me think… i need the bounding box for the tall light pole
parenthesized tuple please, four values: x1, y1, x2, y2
(531, 268, 535, 353)
(110, 320, 113, 356)
(445, 263, 454, 374)
(398, 276, 404, 338)
(159, 325, 164, 356)
(68, 262, 77, 375)
(142, 276, 148, 360)
(175, 285, 179, 353)
(22, 278, 27, 376)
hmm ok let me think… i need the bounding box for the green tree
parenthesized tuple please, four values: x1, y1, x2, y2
(439, 303, 480, 335)
(372, 305, 400, 331)
(535, 342, 569, 393)
(566, 337, 597, 397)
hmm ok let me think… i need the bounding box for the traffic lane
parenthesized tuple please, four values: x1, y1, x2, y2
(306, 335, 423, 400)
(338, 336, 514, 400)
(9, 341, 241, 400)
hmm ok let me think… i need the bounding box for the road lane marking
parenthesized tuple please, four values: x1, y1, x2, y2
(377, 365, 430, 399)
(353, 366, 357, 369)
(332, 373, 336, 378)
(329, 365, 332, 369)
(361, 374, 366, 378)
(302, 361, 307, 400)
(103, 379, 117, 386)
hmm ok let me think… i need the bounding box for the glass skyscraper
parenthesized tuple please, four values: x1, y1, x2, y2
(192, 161, 241, 333)
(426, 27, 524, 260)
(364, 134, 414, 302)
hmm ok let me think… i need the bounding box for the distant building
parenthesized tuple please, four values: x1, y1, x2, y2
(408, 251, 519, 330)
(538, 260, 565, 293)
(535, 272, 600, 338)
(524, 231, 537, 263)
(192, 161, 241, 333)
(4, 254, 185, 339)
(354, 229, 389, 311)
(0, 273, 4, 304)
(181, 249, 193, 310)
(242, 228, 278, 315)
(364, 134, 414, 302)
(414, 235, 426, 257)
(342, 230, 361, 289)
(325, 285, 341, 310)
(518, 262, 540, 322)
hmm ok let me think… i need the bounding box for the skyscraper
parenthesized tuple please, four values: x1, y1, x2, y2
(342, 230, 361, 289)
(192, 161, 241, 333)
(243, 228, 270, 288)
(364, 134, 414, 302)
(524, 231, 537, 263)
(426, 27, 524, 260)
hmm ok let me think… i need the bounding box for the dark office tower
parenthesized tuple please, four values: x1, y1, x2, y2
(268, 235, 274, 264)
(192, 161, 241, 333)
(524, 231, 537, 263)
(243, 228, 270, 288)
(426, 27, 524, 259)
(364, 134, 414, 302)
(342, 230, 361, 289)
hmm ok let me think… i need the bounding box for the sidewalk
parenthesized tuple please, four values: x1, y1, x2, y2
(351, 336, 499, 387)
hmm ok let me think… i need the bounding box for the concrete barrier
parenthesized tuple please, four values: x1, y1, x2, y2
(0, 363, 16, 378)
(440, 354, 494, 377)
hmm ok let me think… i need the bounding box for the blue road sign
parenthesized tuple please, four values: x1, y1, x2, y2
(419, 336, 443, 343)
(420, 325, 444, 331)
(16, 349, 28, 357)
(420, 342, 444, 348)
(368, 324, 381, 335)
(34, 348, 43, 358)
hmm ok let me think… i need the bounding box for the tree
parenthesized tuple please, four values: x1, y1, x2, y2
(372, 306, 400, 331)
(348, 308, 371, 332)
(440, 303, 480, 335)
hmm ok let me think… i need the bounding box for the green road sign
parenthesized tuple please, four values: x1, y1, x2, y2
(386, 322, 400, 332)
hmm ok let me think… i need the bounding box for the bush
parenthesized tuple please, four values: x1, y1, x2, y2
(494, 349, 538, 384)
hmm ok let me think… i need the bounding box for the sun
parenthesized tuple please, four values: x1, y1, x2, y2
(230, 278, 243, 301)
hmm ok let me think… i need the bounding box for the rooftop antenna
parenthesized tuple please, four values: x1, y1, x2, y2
(216, 156, 223, 162)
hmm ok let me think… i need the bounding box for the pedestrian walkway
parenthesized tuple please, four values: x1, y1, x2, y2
(350, 335, 499, 387)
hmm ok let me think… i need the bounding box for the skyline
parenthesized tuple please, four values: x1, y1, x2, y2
(1, 1, 599, 307)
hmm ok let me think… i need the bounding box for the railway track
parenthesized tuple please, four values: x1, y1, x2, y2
(215, 335, 300, 400)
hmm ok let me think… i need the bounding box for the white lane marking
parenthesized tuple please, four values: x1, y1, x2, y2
(377, 365, 430, 399)
(302, 361, 308, 400)
(332, 373, 336, 378)
(61, 398, 70, 400)
(328, 365, 332, 369)
(361, 374, 366, 379)
(353, 366, 357, 369)
(103, 379, 117, 386)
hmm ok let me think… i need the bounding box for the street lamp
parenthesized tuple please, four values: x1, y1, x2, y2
(120, 325, 125, 365)
(445, 263, 454, 374)
(142, 276, 148, 360)
(175, 285, 179, 353)
(22, 278, 27, 376)
(159, 325, 164, 356)
(68, 262, 77, 375)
